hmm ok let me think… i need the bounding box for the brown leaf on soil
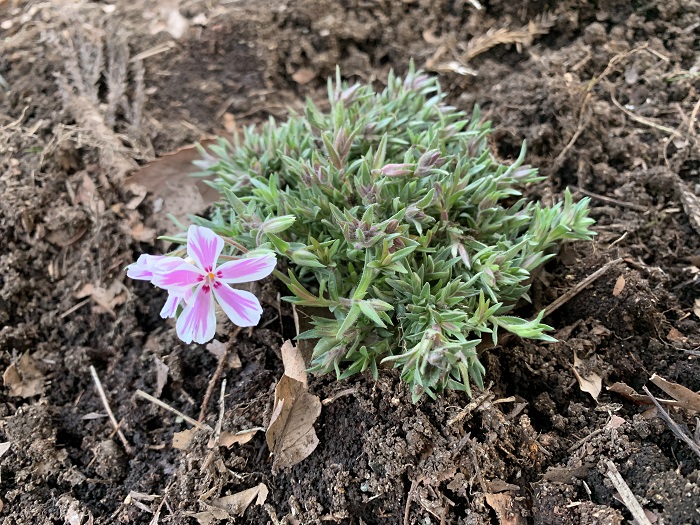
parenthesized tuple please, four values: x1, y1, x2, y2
(485, 492, 527, 525)
(3, 353, 45, 398)
(153, 356, 169, 398)
(172, 429, 196, 450)
(266, 374, 321, 472)
(649, 374, 700, 412)
(125, 140, 223, 234)
(0, 442, 11, 459)
(608, 382, 678, 406)
(75, 172, 106, 216)
(612, 274, 626, 296)
(541, 464, 592, 483)
(292, 68, 315, 85)
(571, 353, 602, 401)
(666, 327, 686, 343)
(216, 428, 263, 448)
(209, 483, 269, 517)
(694, 298, 700, 319)
(129, 222, 157, 243)
(280, 340, 307, 386)
(206, 339, 241, 368)
(75, 282, 126, 317)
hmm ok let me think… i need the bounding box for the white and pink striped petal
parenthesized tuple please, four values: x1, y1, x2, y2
(216, 253, 277, 283)
(187, 225, 224, 272)
(212, 283, 263, 327)
(152, 260, 204, 292)
(176, 284, 216, 344)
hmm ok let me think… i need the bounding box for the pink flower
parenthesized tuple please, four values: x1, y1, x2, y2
(150, 226, 276, 344)
(126, 255, 187, 319)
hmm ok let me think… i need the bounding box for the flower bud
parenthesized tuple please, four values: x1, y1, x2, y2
(379, 163, 413, 177)
(261, 215, 296, 235)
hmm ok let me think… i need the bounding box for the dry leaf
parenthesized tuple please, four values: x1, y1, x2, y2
(45, 225, 87, 247)
(666, 327, 687, 343)
(485, 492, 526, 525)
(572, 353, 602, 401)
(206, 340, 227, 359)
(173, 429, 196, 450)
(694, 298, 700, 319)
(541, 464, 592, 483)
(266, 374, 321, 472)
(0, 442, 10, 459)
(154, 357, 169, 398)
(222, 113, 237, 134)
(210, 483, 269, 517)
(292, 68, 315, 84)
(75, 282, 126, 317)
(75, 172, 105, 216)
(607, 382, 678, 406)
(3, 353, 45, 398)
(650, 374, 700, 412)
(606, 415, 626, 430)
(216, 428, 263, 448)
(130, 222, 157, 243)
(125, 141, 223, 234)
(612, 275, 626, 296)
(280, 340, 307, 386)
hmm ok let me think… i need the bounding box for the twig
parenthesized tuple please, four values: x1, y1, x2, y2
(611, 91, 682, 137)
(89, 365, 132, 455)
(199, 327, 241, 422)
(60, 298, 91, 318)
(136, 389, 213, 432)
(688, 96, 700, 136)
(571, 186, 648, 212)
(214, 378, 227, 444)
(605, 460, 652, 525)
(553, 93, 591, 170)
(642, 386, 700, 459)
(542, 258, 623, 318)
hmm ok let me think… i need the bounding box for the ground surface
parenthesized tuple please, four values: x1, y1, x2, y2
(1, 0, 700, 524)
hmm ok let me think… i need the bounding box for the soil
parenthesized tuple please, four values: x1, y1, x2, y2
(1, 0, 700, 524)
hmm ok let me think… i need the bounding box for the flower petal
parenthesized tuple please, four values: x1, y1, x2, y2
(160, 293, 181, 319)
(152, 260, 204, 292)
(216, 253, 277, 283)
(212, 283, 263, 327)
(187, 225, 224, 272)
(126, 254, 163, 281)
(176, 284, 216, 344)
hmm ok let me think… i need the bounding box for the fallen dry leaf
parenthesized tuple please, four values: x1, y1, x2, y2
(216, 428, 263, 448)
(666, 327, 686, 343)
(612, 274, 626, 296)
(75, 282, 126, 317)
(694, 298, 700, 319)
(75, 172, 106, 216)
(173, 429, 196, 450)
(541, 464, 592, 484)
(280, 340, 307, 386)
(205, 339, 241, 368)
(130, 222, 157, 243)
(3, 353, 45, 398)
(266, 374, 321, 472)
(608, 382, 678, 406)
(154, 356, 169, 398)
(607, 414, 626, 430)
(0, 442, 10, 459)
(125, 141, 223, 234)
(485, 492, 526, 525)
(210, 483, 268, 517)
(572, 353, 602, 401)
(649, 374, 700, 412)
(292, 68, 315, 84)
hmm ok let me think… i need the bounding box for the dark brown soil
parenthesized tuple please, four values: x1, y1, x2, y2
(1, 1, 699, 524)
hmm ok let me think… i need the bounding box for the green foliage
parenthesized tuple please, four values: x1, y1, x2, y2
(191, 65, 595, 401)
